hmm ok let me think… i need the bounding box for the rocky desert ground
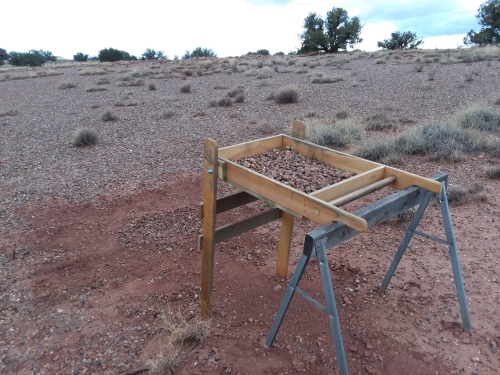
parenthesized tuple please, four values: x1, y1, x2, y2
(1, 48, 500, 375)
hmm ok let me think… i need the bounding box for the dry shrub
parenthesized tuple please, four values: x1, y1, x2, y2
(365, 110, 393, 130)
(217, 97, 232, 107)
(256, 67, 273, 79)
(97, 78, 110, 85)
(180, 83, 191, 93)
(311, 75, 343, 84)
(396, 207, 417, 223)
(160, 110, 175, 119)
(146, 313, 210, 375)
(101, 109, 117, 121)
(274, 84, 299, 104)
(85, 87, 107, 92)
(305, 117, 364, 148)
(149, 83, 156, 90)
(227, 88, 243, 97)
(72, 128, 98, 146)
(486, 166, 500, 178)
(0, 109, 19, 117)
(256, 120, 275, 134)
(58, 82, 77, 89)
(446, 184, 468, 205)
(234, 93, 245, 103)
(457, 106, 500, 132)
(79, 69, 107, 76)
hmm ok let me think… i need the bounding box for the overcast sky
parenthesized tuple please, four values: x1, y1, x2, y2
(3, 0, 485, 59)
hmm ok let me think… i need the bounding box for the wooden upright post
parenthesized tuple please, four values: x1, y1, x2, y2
(201, 139, 218, 317)
(276, 211, 294, 278)
(291, 120, 306, 140)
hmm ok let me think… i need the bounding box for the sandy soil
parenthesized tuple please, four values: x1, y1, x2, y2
(1, 50, 499, 375)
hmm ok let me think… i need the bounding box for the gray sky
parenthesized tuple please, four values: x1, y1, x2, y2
(3, 0, 484, 59)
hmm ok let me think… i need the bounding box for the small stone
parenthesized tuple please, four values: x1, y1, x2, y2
(472, 357, 480, 362)
(349, 345, 358, 352)
(366, 343, 374, 350)
(364, 350, 373, 358)
(136, 326, 142, 331)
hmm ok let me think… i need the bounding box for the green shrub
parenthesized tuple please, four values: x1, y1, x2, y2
(8, 50, 56, 67)
(73, 52, 88, 61)
(182, 47, 217, 59)
(274, 84, 299, 104)
(306, 118, 364, 148)
(458, 107, 500, 132)
(354, 138, 395, 161)
(72, 128, 98, 146)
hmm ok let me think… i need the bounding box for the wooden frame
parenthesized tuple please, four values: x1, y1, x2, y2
(200, 121, 443, 316)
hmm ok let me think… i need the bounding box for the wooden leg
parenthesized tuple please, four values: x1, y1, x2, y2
(276, 211, 294, 278)
(201, 139, 218, 317)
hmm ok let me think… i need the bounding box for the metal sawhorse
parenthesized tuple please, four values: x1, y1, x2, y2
(265, 172, 471, 375)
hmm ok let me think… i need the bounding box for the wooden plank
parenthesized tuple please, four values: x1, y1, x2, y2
(218, 135, 283, 160)
(308, 173, 448, 250)
(311, 166, 385, 202)
(201, 139, 218, 317)
(214, 208, 282, 244)
(291, 120, 306, 140)
(282, 135, 379, 174)
(276, 212, 294, 278)
(225, 180, 304, 220)
(383, 166, 442, 194)
(330, 176, 396, 207)
(224, 160, 368, 232)
(199, 191, 259, 219)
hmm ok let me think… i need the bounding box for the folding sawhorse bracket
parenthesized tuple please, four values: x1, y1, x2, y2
(265, 172, 471, 375)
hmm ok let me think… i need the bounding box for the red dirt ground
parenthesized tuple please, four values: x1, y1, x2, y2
(1, 164, 499, 375)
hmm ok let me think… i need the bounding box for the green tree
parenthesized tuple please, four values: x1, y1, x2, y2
(464, 0, 500, 45)
(98, 48, 133, 62)
(377, 31, 423, 50)
(8, 50, 56, 67)
(73, 52, 89, 61)
(299, 8, 363, 54)
(141, 48, 167, 60)
(182, 47, 217, 59)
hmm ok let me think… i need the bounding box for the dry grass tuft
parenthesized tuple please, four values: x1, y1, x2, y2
(79, 69, 107, 76)
(72, 128, 98, 146)
(311, 75, 343, 84)
(446, 184, 468, 205)
(365, 110, 393, 130)
(396, 207, 417, 223)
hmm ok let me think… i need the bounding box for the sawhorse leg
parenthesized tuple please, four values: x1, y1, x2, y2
(380, 182, 471, 332)
(276, 212, 294, 278)
(266, 237, 349, 375)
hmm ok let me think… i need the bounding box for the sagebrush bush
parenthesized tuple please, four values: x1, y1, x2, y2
(101, 109, 117, 121)
(72, 128, 98, 146)
(234, 93, 245, 103)
(160, 110, 175, 119)
(365, 111, 392, 130)
(458, 107, 500, 132)
(97, 78, 110, 85)
(85, 87, 107, 92)
(227, 88, 243, 97)
(180, 83, 191, 93)
(306, 118, 364, 148)
(58, 82, 77, 89)
(149, 83, 156, 90)
(311, 75, 343, 84)
(256, 67, 273, 79)
(274, 85, 299, 104)
(446, 184, 468, 205)
(354, 138, 395, 161)
(217, 97, 232, 107)
(486, 166, 500, 178)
